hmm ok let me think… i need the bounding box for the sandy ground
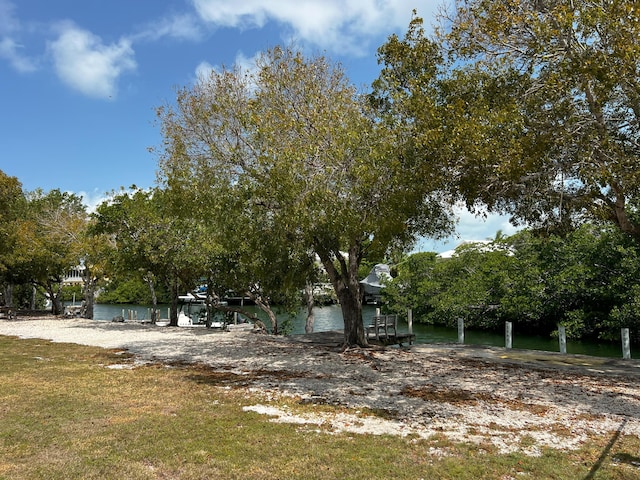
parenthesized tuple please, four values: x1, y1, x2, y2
(1, 316, 639, 457)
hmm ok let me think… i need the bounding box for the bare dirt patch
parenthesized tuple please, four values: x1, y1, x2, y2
(1, 316, 639, 456)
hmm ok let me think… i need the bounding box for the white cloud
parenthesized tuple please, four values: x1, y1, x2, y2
(0, 0, 38, 72)
(0, 0, 19, 36)
(454, 206, 520, 242)
(0, 36, 37, 72)
(132, 12, 204, 43)
(233, 51, 260, 73)
(195, 60, 215, 80)
(190, 0, 439, 55)
(73, 189, 108, 214)
(154, 13, 204, 41)
(195, 51, 260, 85)
(416, 204, 521, 253)
(48, 22, 136, 99)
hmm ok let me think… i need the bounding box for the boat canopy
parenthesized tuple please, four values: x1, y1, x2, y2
(360, 264, 391, 304)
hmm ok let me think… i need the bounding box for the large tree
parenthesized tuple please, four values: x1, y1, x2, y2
(0, 170, 26, 306)
(76, 223, 113, 319)
(12, 190, 87, 314)
(378, 3, 640, 238)
(93, 188, 204, 325)
(156, 47, 453, 346)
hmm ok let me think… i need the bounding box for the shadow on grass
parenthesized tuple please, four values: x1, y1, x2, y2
(612, 452, 640, 468)
(583, 418, 627, 480)
(179, 362, 319, 387)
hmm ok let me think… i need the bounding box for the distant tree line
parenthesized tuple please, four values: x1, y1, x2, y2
(383, 225, 640, 345)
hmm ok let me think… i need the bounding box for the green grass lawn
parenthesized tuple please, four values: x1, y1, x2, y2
(0, 335, 638, 479)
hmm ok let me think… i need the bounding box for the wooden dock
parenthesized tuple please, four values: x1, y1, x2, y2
(365, 314, 414, 346)
(368, 333, 416, 347)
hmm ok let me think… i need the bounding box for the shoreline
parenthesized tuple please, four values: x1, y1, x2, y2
(1, 316, 639, 456)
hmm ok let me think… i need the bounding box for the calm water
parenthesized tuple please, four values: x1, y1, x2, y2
(92, 303, 626, 358)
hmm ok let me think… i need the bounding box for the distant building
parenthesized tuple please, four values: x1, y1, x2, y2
(63, 266, 85, 285)
(437, 240, 513, 259)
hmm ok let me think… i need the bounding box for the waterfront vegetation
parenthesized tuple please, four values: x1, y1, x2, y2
(1, 335, 639, 480)
(383, 225, 640, 346)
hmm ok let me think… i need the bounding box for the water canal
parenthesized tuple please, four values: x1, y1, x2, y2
(92, 303, 626, 359)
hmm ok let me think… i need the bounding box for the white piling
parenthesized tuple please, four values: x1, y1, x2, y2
(505, 322, 513, 349)
(558, 326, 567, 354)
(457, 317, 464, 344)
(622, 328, 631, 359)
(407, 308, 413, 335)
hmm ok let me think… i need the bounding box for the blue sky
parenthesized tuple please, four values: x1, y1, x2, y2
(0, 0, 517, 252)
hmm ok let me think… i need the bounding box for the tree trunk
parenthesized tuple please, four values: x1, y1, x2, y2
(82, 274, 95, 319)
(317, 243, 368, 347)
(610, 182, 640, 241)
(205, 280, 213, 327)
(4, 283, 14, 307)
(304, 282, 315, 334)
(48, 281, 63, 315)
(145, 274, 158, 323)
(253, 293, 278, 333)
(169, 277, 179, 327)
(335, 279, 366, 347)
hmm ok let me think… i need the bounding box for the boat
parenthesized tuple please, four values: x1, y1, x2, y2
(360, 264, 391, 305)
(177, 290, 231, 329)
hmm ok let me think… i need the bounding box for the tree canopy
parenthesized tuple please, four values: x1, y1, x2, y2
(92, 188, 206, 324)
(0, 171, 25, 275)
(9, 189, 87, 314)
(156, 46, 453, 346)
(376, 2, 640, 238)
